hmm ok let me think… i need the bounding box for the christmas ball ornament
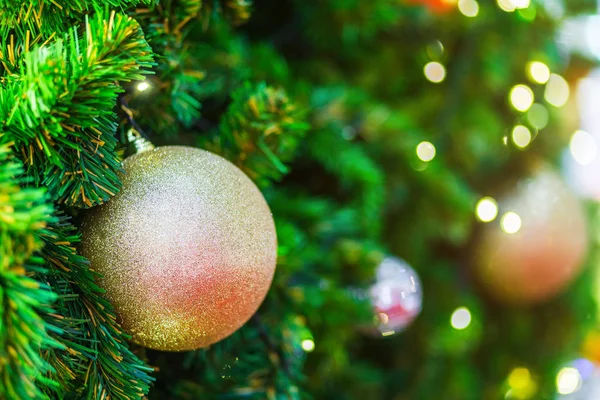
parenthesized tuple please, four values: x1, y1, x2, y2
(473, 168, 588, 305)
(81, 146, 277, 351)
(369, 257, 423, 336)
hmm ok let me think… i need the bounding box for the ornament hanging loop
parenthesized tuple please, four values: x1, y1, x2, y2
(126, 127, 155, 155)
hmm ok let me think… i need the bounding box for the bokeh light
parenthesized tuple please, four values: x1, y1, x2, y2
(416, 141, 436, 162)
(545, 74, 570, 107)
(512, 125, 532, 149)
(511, 0, 530, 9)
(527, 103, 549, 130)
(570, 130, 598, 165)
(501, 212, 521, 234)
(450, 307, 472, 330)
(476, 197, 499, 222)
(301, 339, 315, 352)
(509, 367, 532, 390)
(497, 0, 516, 12)
(137, 81, 150, 92)
(458, 0, 479, 17)
(510, 84, 534, 112)
(527, 61, 551, 84)
(556, 367, 581, 395)
(424, 62, 446, 83)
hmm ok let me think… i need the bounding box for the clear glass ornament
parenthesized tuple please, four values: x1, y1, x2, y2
(369, 256, 423, 336)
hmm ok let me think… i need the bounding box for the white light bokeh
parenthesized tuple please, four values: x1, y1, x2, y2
(556, 367, 582, 395)
(510, 84, 535, 112)
(512, 125, 532, 149)
(528, 61, 551, 84)
(476, 197, 499, 222)
(458, 0, 479, 17)
(501, 212, 522, 234)
(417, 141, 436, 162)
(545, 74, 570, 107)
(424, 62, 447, 83)
(570, 130, 598, 166)
(137, 82, 150, 92)
(450, 307, 472, 330)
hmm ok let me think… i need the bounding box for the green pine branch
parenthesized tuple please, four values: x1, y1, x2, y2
(0, 143, 61, 400)
(202, 82, 310, 187)
(38, 215, 154, 400)
(307, 129, 385, 239)
(0, 10, 154, 208)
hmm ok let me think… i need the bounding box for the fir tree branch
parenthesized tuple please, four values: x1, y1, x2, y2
(202, 82, 310, 187)
(38, 215, 154, 400)
(307, 129, 385, 239)
(0, 10, 155, 208)
(0, 143, 61, 400)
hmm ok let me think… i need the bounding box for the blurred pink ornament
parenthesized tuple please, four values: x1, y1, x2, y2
(369, 257, 423, 336)
(473, 168, 588, 305)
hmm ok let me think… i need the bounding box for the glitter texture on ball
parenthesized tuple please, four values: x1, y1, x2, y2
(81, 146, 277, 351)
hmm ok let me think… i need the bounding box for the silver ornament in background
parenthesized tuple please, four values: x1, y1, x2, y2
(369, 257, 423, 336)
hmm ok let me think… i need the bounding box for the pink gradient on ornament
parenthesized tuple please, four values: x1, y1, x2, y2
(475, 169, 588, 305)
(81, 146, 277, 351)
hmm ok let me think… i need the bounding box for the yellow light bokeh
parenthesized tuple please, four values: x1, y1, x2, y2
(508, 367, 532, 390)
(476, 197, 498, 222)
(450, 307, 472, 330)
(545, 74, 570, 107)
(137, 81, 150, 92)
(497, 0, 516, 12)
(527, 61, 550, 84)
(416, 141, 436, 162)
(556, 367, 581, 395)
(424, 62, 446, 83)
(512, 125, 532, 149)
(510, 84, 534, 112)
(301, 339, 315, 352)
(501, 212, 521, 234)
(511, 0, 530, 9)
(570, 130, 598, 166)
(458, 0, 479, 17)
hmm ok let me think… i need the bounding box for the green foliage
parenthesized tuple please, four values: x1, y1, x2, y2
(0, 143, 60, 400)
(39, 215, 154, 399)
(202, 82, 309, 187)
(2, 0, 599, 399)
(0, 10, 154, 208)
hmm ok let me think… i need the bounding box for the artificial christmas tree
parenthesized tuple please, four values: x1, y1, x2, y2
(1, 1, 599, 399)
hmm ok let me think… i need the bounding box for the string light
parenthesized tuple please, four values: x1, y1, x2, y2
(301, 339, 315, 352)
(511, 0, 530, 9)
(497, 0, 516, 12)
(545, 74, 570, 107)
(476, 197, 499, 222)
(416, 141, 436, 162)
(137, 81, 150, 92)
(510, 84, 534, 112)
(570, 130, 598, 165)
(450, 307, 472, 330)
(501, 212, 521, 234)
(458, 0, 479, 17)
(556, 367, 582, 395)
(509, 367, 532, 390)
(527, 61, 551, 84)
(424, 62, 446, 83)
(512, 125, 532, 149)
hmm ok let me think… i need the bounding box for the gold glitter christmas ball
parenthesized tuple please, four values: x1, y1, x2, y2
(473, 168, 588, 305)
(80, 146, 277, 351)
